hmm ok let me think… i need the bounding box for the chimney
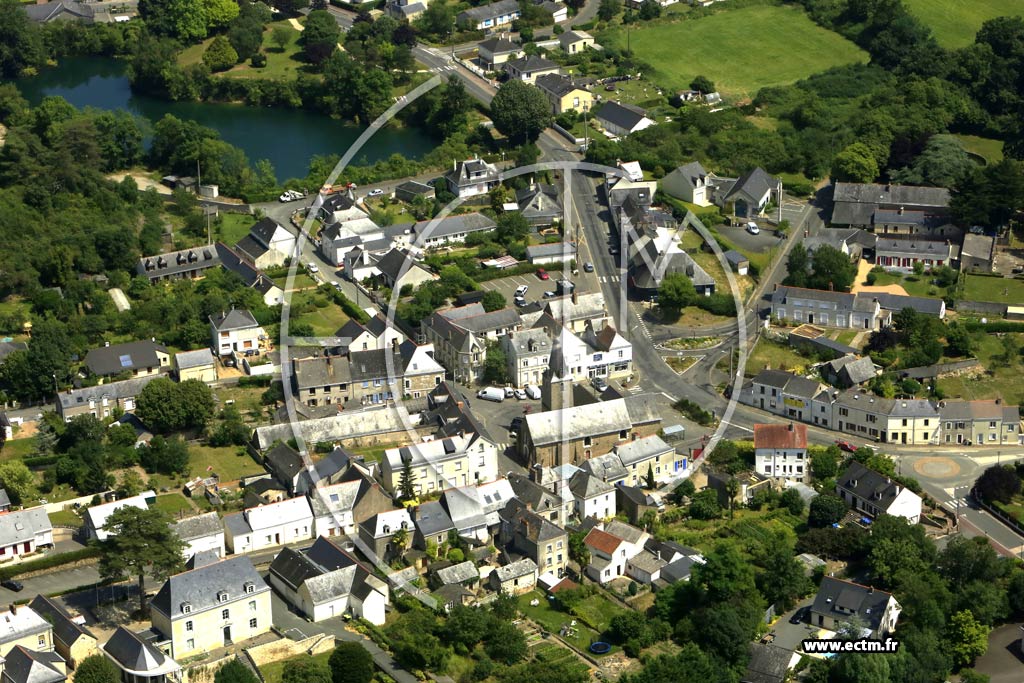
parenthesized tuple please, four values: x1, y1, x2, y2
(9, 604, 15, 615)
(773, 283, 778, 292)
(655, 549, 661, 561)
(898, 206, 904, 215)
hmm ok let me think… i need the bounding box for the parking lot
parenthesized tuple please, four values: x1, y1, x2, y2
(716, 220, 784, 253)
(477, 268, 577, 308)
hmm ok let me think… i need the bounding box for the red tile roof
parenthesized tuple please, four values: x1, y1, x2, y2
(753, 423, 808, 450)
(584, 528, 623, 556)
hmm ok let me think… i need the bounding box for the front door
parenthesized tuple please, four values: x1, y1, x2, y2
(223, 626, 232, 645)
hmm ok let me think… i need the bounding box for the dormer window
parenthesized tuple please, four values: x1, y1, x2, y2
(218, 591, 230, 603)
(181, 603, 192, 614)
(244, 582, 255, 594)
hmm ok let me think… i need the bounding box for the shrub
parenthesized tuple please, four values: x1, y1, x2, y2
(250, 52, 267, 68)
(0, 546, 100, 581)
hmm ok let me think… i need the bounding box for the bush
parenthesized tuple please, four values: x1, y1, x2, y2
(674, 398, 715, 426)
(250, 52, 267, 68)
(0, 546, 100, 581)
(238, 375, 273, 388)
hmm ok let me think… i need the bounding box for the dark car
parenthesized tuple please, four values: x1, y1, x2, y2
(835, 440, 857, 453)
(510, 417, 524, 434)
(1, 579, 24, 592)
(789, 607, 807, 625)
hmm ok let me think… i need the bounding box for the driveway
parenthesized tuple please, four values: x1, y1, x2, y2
(477, 269, 571, 307)
(716, 221, 782, 254)
(766, 599, 819, 656)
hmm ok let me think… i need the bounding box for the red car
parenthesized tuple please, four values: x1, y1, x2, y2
(536, 268, 549, 280)
(835, 440, 857, 453)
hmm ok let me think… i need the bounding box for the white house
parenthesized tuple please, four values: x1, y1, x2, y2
(583, 520, 648, 584)
(836, 462, 922, 524)
(0, 507, 53, 560)
(223, 496, 314, 554)
(548, 325, 632, 384)
(309, 480, 361, 538)
(443, 158, 500, 199)
(210, 309, 265, 357)
(380, 432, 499, 496)
(662, 161, 714, 206)
(234, 217, 297, 269)
(268, 536, 389, 625)
(568, 470, 616, 520)
(753, 423, 808, 482)
(593, 101, 655, 137)
(172, 512, 225, 561)
(84, 491, 155, 542)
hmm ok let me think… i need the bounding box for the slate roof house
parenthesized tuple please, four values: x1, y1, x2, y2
(516, 184, 562, 227)
(534, 74, 592, 116)
(627, 234, 715, 295)
(209, 309, 264, 357)
(28, 595, 97, 669)
(84, 492, 154, 542)
(662, 161, 716, 207)
(489, 558, 538, 594)
(407, 212, 497, 249)
(1, 646, 67, 683)
(84, 341, 170, 381)
(23, 0, 95, 22)
(268, 536, 389, 624)
(809, 577, 900, 637)
(173, 349, 217, 383)
(499, 498, 568, 576)
(215, 243, 284, 307)
(836, 461, 922, 523)
(874, 237, 955, 272)
(233, 217, 296, 269)
(136, 246, 220, 283)
(822, 355, 877, 388)
(593, 101, 654, 137)
(458, 0, 521, 30)
(477, 35, 522, 69)
(443, 158, 500, 198)
(223, 496, 314, 554)
(424, 304, 522, 383)
(0, 507, 54, 561)
(504, 55, 561, 85)
(101, 626, 181, 683)
(939, 398, 1021, 446)
(413, 500, 456, 549)
(171, 512, 225, 561)
(358, 508, 413, 564)
(960, 233, 995, 273)
(830, 181, 952, 235)
(712, 167, 781, 219)
(375, 248, 438, 292)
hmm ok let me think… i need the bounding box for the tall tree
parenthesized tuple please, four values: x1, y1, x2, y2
(98, 506, 185, 617)
(303, 10, 341, 65)
(138, 0, 209, 41)
(215, 659, 260, 683)
(328, 642, 374, 683)
(658, 272, 697, 312)
(73, 655, 121, 683)
(783, 243, 809, 288)
(832, 142, 879, 183)
(946, 610, 990, 669)
(398, 458, 416, 500)
(0, 461, 34, 505)
(281, 658, 331, 683)
(490, 80, 552, 145)
(0, 0, 45, 78)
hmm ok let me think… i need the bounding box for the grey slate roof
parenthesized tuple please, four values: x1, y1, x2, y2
(250, 217, 284, 247)
(568, 470, 614, 499)
(411, 212, 496, 241)
(459, 0, 520, 22)
(534, 73, 583, 98)
(872, 292, 945, 317)
(172, 512, 223, 542)
(137, 245, 219, 279)
(525, 242, 575, 260)
(478, 36, 520, 54)
(102, 627, 175, 675)
(0, 507, 52, 548)
(743, 642, 791, 683)
(493, 558, 537, 582)
(826, 355, 876, 386)
(175, 348, 215, 370)
(962, 233, 994, 260)
(594, 101, 649, 132)
(723, 167, 778, 202)
(836, 461, 915, 513)
(59, 375, 159, 413)
(85, 340, 167, 377)
(435, 560, 479, 585)
(614, 435, 672, 466)
(0, 488, 10, 509)
(505, 55, 559, 74)
(234, 234, 270, 262)
(833, 391, 937, 418)
(1, 646, 66, 683)
(29, 595, 95, 651)
(582, 453, 629, 482)
(150, 556, 268, 619)
(810, 576, 894, 633)
(210, 308, 259, 332)
(264, 442, 304, 483)
(414, 500, 455, 538)
(0, 341, 27, 363)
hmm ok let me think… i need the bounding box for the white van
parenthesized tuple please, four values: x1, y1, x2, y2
(477, 387, 505, 402)
(524, 384, 541, 400)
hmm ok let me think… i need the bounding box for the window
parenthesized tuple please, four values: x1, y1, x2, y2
(38, 635, 46, 647)
(249, 618, 258, 629)
(902, 419, 908, 427)
(583, 436, 592, 447)
(990, 421, 997, 429)
(186, 639, 195, 651)
(619, 430, 628, 439)
(546, 544, 552, 553)
(924, 419, 930, 427)
(186, 621, 193, 632)
(222, 609, 230, 619)
(245, 583, 255, 594)
(249, 600, 257, 612)
(557, 540, 563, 549)
(182, 604, 192, 614)
(218, 591, 229, 602)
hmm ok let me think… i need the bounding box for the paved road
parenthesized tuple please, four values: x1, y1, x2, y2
(974, 622, 1024, 683)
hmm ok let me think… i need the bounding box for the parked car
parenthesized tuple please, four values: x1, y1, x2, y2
(515, 285, 529, 297)
(543, 291, 557, 299)
(278, 191, 294, 202)
(1, 579, 24, 592)
(609, 245, 620, 256)
(367, 188, 384, 197)
(514, 389, 527, 400)
(591, 376, 608, 392)
(536, 268, 549, 280)
(307, 262, 319, 273)
(524, 384, 541, 400)
(514, 296, 527, 307)
(504, 386, 515, 398)
(789, 607, 808, 625)
(583, 262, 594, 273)
(835, 440, 856, 453)
(477, 387, 505, 402)
(746, 222, 760, 235)
(510, 416, 524, 433)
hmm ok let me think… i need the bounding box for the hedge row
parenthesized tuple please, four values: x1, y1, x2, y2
(237, 376, 273, 388)
(24, 455, 61, 468)
(0, 546, 101, 581)
(963, 321, 1024, 333)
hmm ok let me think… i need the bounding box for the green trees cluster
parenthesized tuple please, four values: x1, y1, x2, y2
(136, 378, 215, 434)
(784, 244, 857, 292)
(303, 10, 341, 65)
(490, 80, 553, 145)
(98, 505, 185, 616)
(138, 0, 239, 43)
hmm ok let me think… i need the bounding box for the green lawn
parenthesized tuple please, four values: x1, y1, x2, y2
(260, 651, 331, 683)
(273, 273, 319, 291)
(48, 508, 84, 528)
(955, 134, 1005, 165)
(345, 445, 388, 463)
(834, 330, 858, 347)
(598, 5, 868, 98)
(217, 213, 256, 245)
(0, 437, 35, 462)
(188, 444, 264, 483)
(938, 332, 1024, 402)
(290, 291, 351, 336)
(152, 493, 195, 519)
(903, 0, 1023, 48)
(867, 270, 946, 298)
(962, 274, 1024, 304)
(180, 20, 309, 80)
(516, 590, 620, 654)
(745, 338, 814, 376)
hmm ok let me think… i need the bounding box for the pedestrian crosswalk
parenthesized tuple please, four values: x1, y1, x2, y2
(942, 497, 969, 512)
(598, 275, 621, 284)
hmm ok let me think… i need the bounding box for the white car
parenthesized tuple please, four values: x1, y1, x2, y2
(514, 389, 527, 400)
(514, 285, 529, 298)
(367, 188, 384, 197)
(307, 262, 319, 274)
(278, 192, 293, 202)
(746, 222, 760, 235)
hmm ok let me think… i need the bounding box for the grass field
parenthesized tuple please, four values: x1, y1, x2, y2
(48, 508, 84, 528)
(290, 291, 350, 336)
(963, 274, 1024, 304)
(955, 134, 1005, 164)
(153, 493, 195, 519)
(938, 332, 1024, 402)
(516, 590, 621, 654)
(745, 338, 814, 376)
(260, 652, 331, 683)
(903, 0, 1023, 48)
(217, 213, 256, 245)
(188, 444, 264, 483)
(867, 270, 945, 298)
(179, 20, 307, 80)
(598, 5, 868, 98)
(0, 437, 35, 462)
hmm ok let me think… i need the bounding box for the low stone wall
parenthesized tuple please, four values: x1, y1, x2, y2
(956, 300, 1007, 316)
(246, 633, 336, 667)
(184, 654, 237, 683)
